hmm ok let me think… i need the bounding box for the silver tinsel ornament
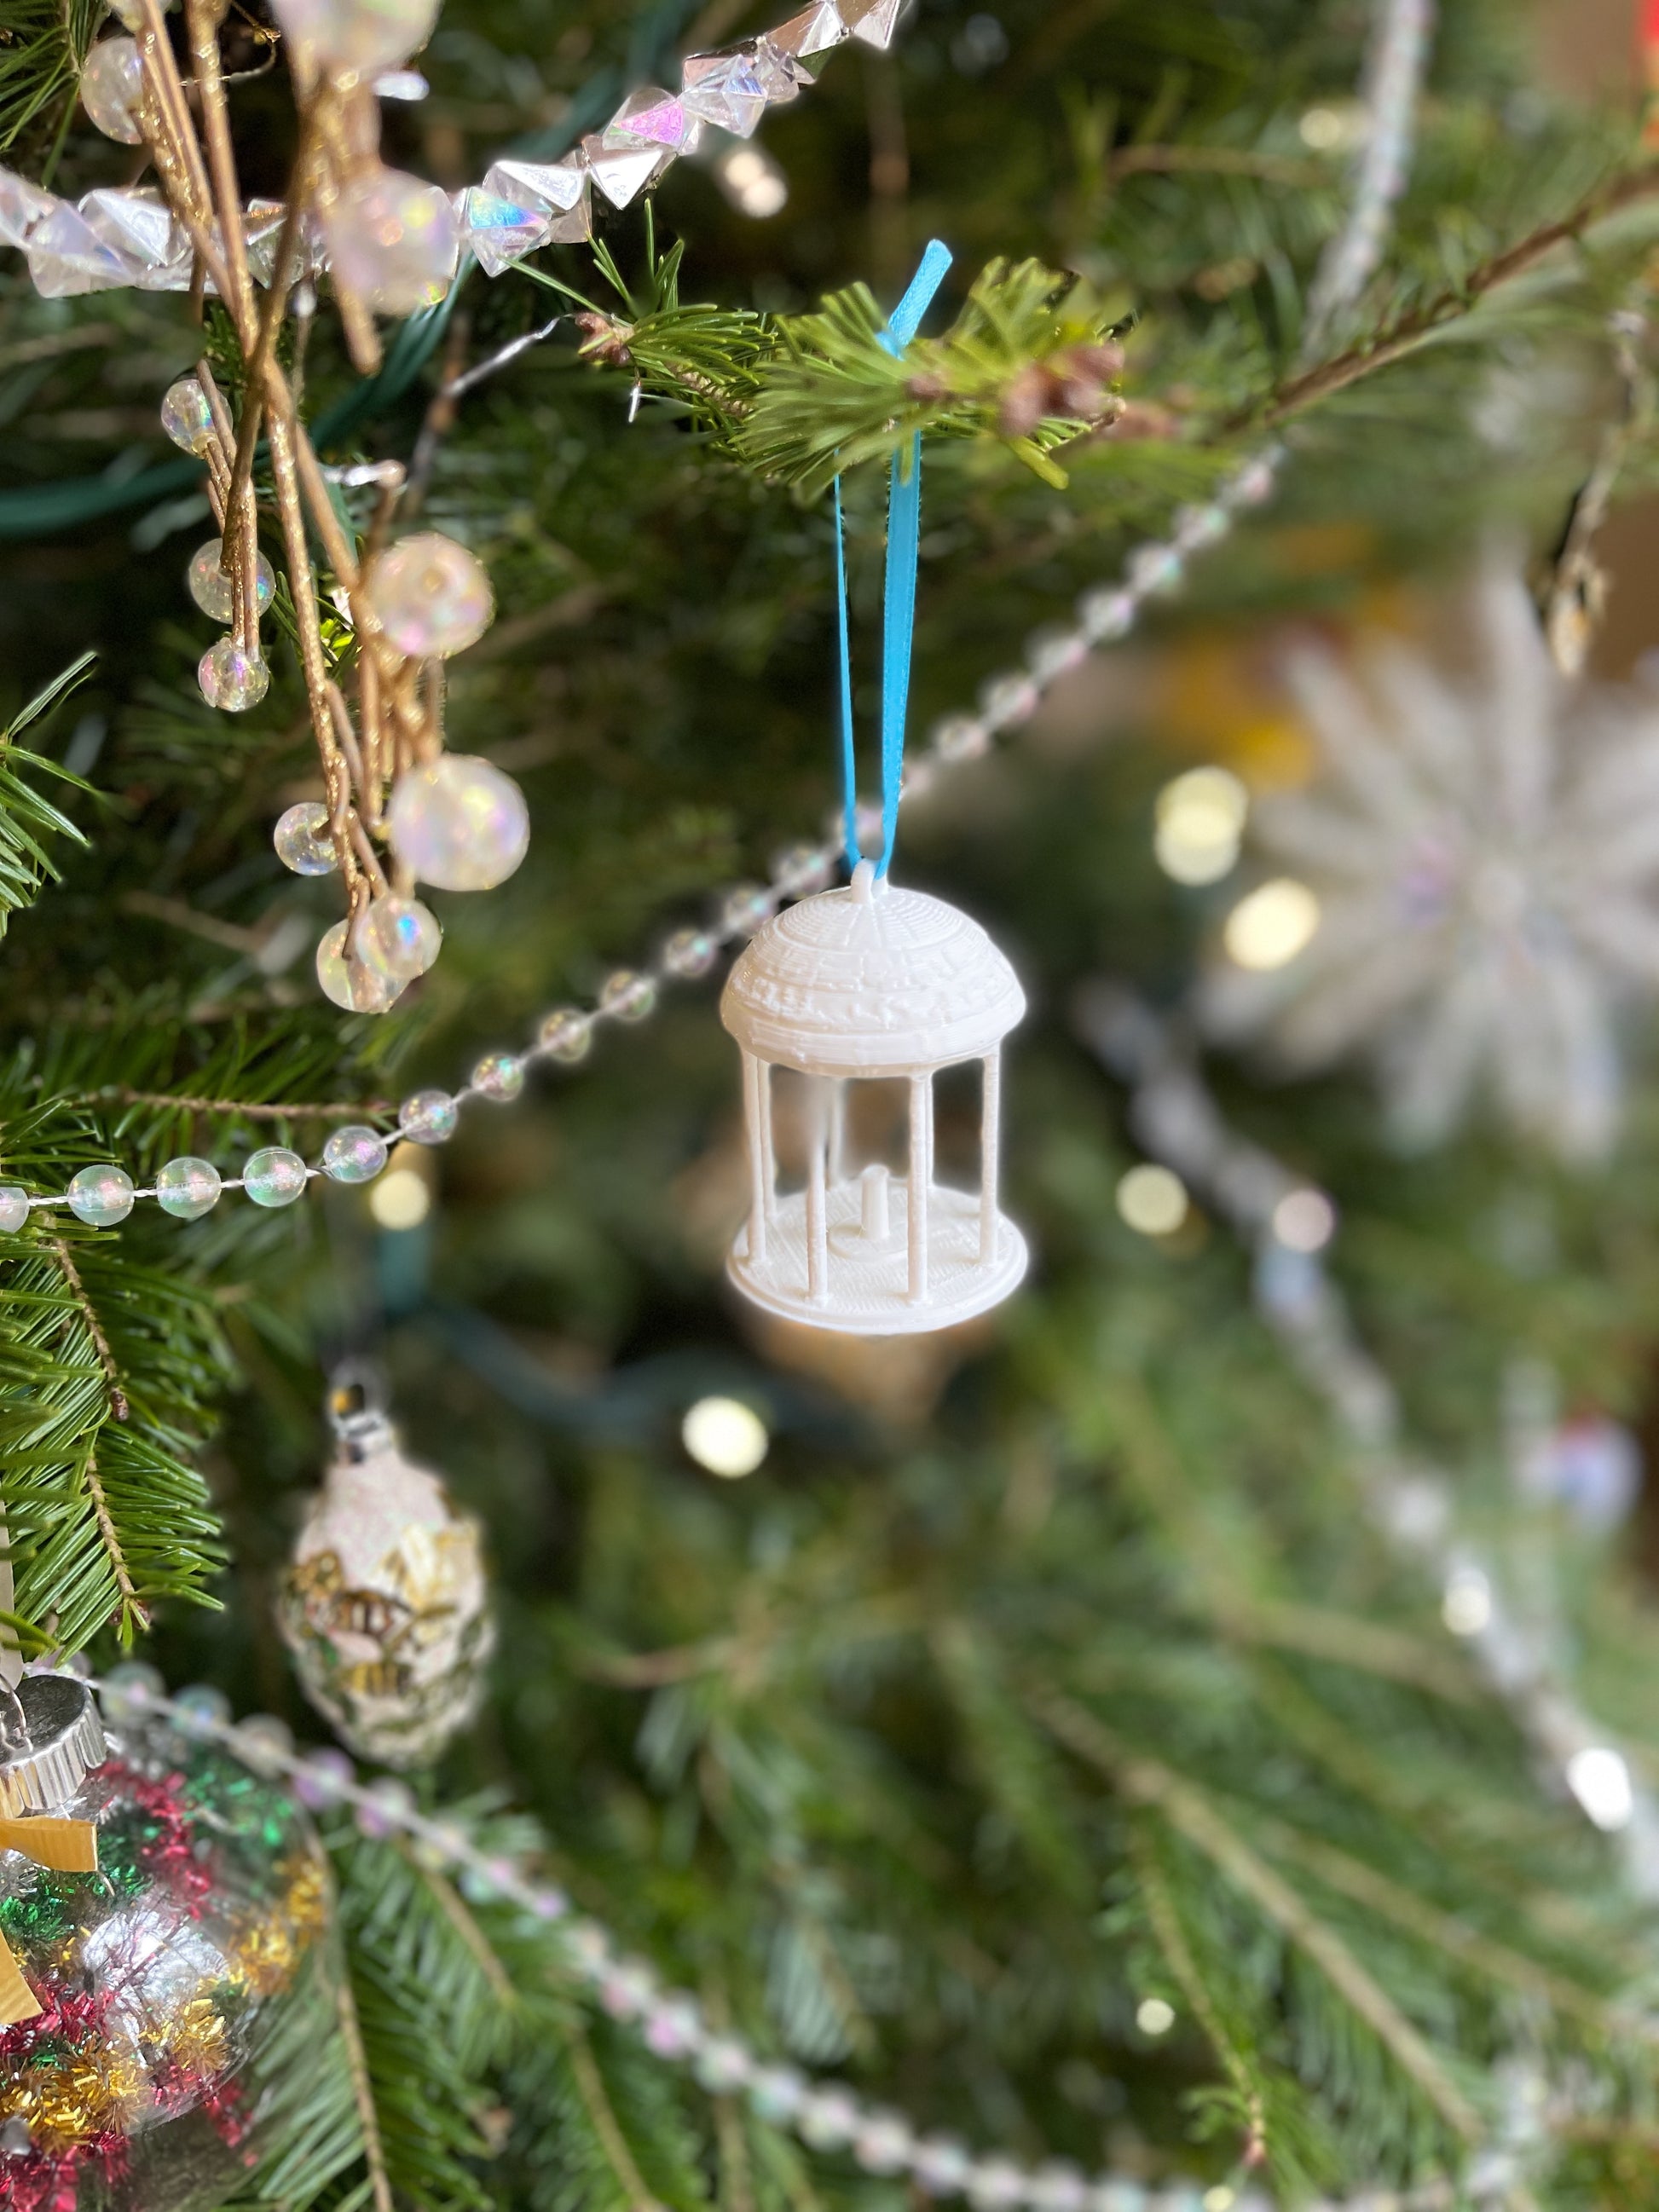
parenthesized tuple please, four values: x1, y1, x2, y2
(278, 1372, 493, 1769)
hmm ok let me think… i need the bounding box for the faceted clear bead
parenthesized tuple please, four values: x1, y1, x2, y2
(292, 1745, 356, 1810)
(80, 38, 145, 143)
(582, 141, 663, 211)
(1026, 626, 1089, 685)
(1126, 542, 1183, 596)
(979, 673, 1039, 731)
(387, 754, 528, 891)
(24, 202, 136, 296)
(268, 0, 438, 78)
(232, 1713, 295, 1776)
(483, 158, 587, 215)
(67, 1164, 135, 1227)
(188, 537, 276, 622)
(932, 713, 989, 763)
(453, 186, 551, 278)
(155, 1156, 222, 1221)
(1224, 452, 1280, 508)
(355, 893, 442, 982)
(355, 1776, 416, 1838)
(398, 1089, 459, 1144)
(471, 1052, 523, 1101)
(770, 842, 833, 895)
(847, 0, 904, 45)
(78, 187, 182, 286)
(662, 927, 715, 979)
(322, 165, 457, 315)
(173, 1682, 233, 1734)
(748, 2065, 806, 2122)
(967, 2161, 1027, 2212)
(316, 919, 402, 1013)
(364, 533, 493, 657)
(160, 376, 216, 454)
(0, 167, 57, 250)
(853, 2112, 913, 2175)
(720, 883, 773, 936)
(1173, 501, 1229, 552)
(243, 1146, 309, 1207)
(0, 1187, 27, 1233)
(321, 1124, 390, 1182)
(680, 51, 768, 136)
(275, 801, 338, 875)
(768, 2, 846, 57)
(799, 2088, 859, 2150)
(750, 37, 806, 102)
(537, 1008, 591, 1061)
(603, 86, 691, 150)
(913, 2139, 973, 2195)
(199, 638, 270, 713)
(599, 970, 656, 1021)
(1076, 584, 1136, 642)
(694, 2038, 751, 2094)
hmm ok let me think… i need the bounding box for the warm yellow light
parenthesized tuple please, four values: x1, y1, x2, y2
(1153, 765, 1248, 886)
(715, 146, 789, 218)
(1116, 1164, 1189, 1238)
(1223, 877, 1320, 971)
(369, 1166, 431, 1231)
(1136, 1997, 1176, 2036)
(682, 1395, 769, 1478)
(1272, 1188, 1337, 1253)
(1441, 1566, 1491, 1637)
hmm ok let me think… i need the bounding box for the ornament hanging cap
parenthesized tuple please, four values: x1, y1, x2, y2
(327, 1357, 397, 1459)
(0, 1674, 105, 1818)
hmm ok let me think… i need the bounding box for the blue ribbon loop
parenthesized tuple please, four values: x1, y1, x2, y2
(835, 238, 954, 878)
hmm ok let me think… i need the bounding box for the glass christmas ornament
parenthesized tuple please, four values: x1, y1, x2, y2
(720, 860, 1028, 1335)
(242, 1146, 309, 1208)
(79, 37, 145, 142)
(269, 0, 438, 76)
(160, 376, 215, 455)
(321, 1125, 389, 1183)
(0, 1188, 27, 1233)
(321, 166, 456, 315)
(275, 802, 338, 876)
(470, 1052, 523, 1101)
(396, 1089, 456, 1144)
(362, 533, 493, 659)
(277, 1372, 494, 1766)
(0, 1671, 337, 2208)
(386, 754, 528, 892)
(156, 1156, 222, 1221)
(188, 537, 276, 623)
(536, 1008, 590, 1061)
(198, 638, 269, 713)
(66, 1165, 134, 1227)
(316, 921, 401, 1014)
(354, 893, 442, 982)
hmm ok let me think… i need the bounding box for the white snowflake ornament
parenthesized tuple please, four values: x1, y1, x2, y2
(1201, 554, 1659, 1161)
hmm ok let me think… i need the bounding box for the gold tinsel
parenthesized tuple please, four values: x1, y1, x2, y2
(0, 2043, 148, 2155)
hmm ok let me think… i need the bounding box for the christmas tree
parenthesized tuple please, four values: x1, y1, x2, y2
(4, 0, 1659, 2201)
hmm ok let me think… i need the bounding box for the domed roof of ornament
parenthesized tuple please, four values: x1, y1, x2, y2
(721, 870, 1026, 1073)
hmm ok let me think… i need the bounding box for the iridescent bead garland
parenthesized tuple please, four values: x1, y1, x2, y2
(1074, 988, 1659, 1902)
(0, 0, 905, 302)
(79, 1661, 1465, 2212)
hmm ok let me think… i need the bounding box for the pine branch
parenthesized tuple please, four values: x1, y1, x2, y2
(0, 650, 95, 935)
(0, 0, 103, 152)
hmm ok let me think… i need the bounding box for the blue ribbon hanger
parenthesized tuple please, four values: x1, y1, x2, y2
(835, 237, 954, 879)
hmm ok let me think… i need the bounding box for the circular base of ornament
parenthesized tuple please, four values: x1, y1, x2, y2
(726, 1177, 1027, 1336)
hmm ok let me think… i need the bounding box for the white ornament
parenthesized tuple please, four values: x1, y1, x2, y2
(720, 860, 1027, 1335)
(1201, 554, 1659, 1162)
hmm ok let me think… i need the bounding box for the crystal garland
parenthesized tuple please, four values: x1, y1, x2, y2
(78, 1660, 1471, 2212)
(1073, 985, 1659, 1899)
(0, 0, 904, 301)
(0, 0, 1435, 1229)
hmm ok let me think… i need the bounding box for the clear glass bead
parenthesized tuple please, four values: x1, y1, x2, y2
(199, 637, 270, 713)
(0, 1187, 28, 1233)
(598, 1961, 656, 2019)
(66, 1164, 134, 1227)
(769, 842, 832, 896)
(662, 927, 715, 979)
(1173, 502, 1229, 553)
(537, 1008, 591, 1061)
(243, 1146, 309, 1208)
(80, 37, 145, 142)
(156, 1155, 222, 1221)
(471, 1052, 523, 1101)
(693, 2038, 751, 2094)
(160, 376, 215, 455)
(355, 893, 442, 982)
(316, 921, 401, 1014)
(321, 166, 458, 315)
(355, 1776, 415, 1839)
(979, 672, 1039, 731)
(364, 533, 494, 659)
(747, 2065, 806, 2122)
(799, 2088, 859, 2150)
(232, 1713, 294, 1776)
(1224, 452, 1280, 508)
(292, 1746, 356, 1810)
(275, 802, 338, 876)
(101, 1660, 164, 1722)
(932, 713, 990, 763)
(321, 1124, 390, 1182)
(1126, 542, 1183, 596)
(387, 754, 529, 892)
(268, 0, 438, 74)
(1076, 585, 1137, 642)
(173, 1682, 233, 1735)
(913, 2138, 974, 2195)
(642, 1996, 700, 2056)
(720, 883, 773, 937)
(188, 536, 276, 622)
(1029, 2164, 1089, 2212)
(853, 2111, 913, 2174)
(599, 970, 655, 1021)
(398, 1089, 458, 1144)
(1026, 626, 1089, 685)
(967, 2160, 1027, 2212)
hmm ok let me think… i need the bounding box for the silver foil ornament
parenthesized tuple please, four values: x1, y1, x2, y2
(278, 1369, 494, 1769)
